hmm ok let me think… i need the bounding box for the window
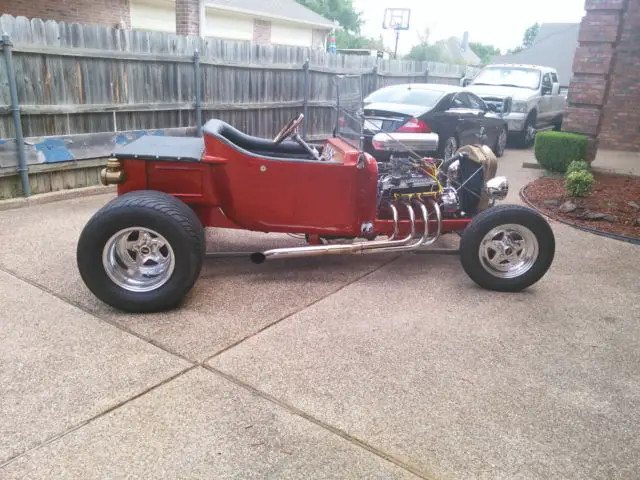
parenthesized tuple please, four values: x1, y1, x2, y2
(542, 73, 553, 95)
(451, 93, 472, 109)
(551, 72, 559, 84)
(467, 93, 487, 111)
(473, 66, 541, 90)
(365, 87, 444, 107)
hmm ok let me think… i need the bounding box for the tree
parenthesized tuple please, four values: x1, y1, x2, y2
(468, 42, 501, 65)
(406, 43, 448, 63)
(296, 0, 388, 50)
(522, 23, 540, 48)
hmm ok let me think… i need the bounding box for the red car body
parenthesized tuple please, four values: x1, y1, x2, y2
(116, 135, 471, 239)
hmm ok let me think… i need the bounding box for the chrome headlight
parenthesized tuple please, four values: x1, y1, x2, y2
(487, 176, 509, 201)
(511, 101, 528, 114)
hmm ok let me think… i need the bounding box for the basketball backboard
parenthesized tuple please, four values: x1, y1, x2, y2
(383, 8, 410, 31)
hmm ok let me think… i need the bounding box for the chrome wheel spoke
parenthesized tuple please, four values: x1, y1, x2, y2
(102, 227, 175, 293)
(479, 224, 539, 279)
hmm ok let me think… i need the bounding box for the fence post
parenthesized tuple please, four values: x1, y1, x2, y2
(424, 68, 429, 83)
(335, 78, 340, 137)
(302, 58, 309, 139)
(2, 33, 30, 198)
(194, 49, 202, 137)
(372, 65, 378, 93)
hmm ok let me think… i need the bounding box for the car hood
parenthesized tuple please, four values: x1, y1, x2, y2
(466, 84, 535, 102)
(363, 102, 428, 117)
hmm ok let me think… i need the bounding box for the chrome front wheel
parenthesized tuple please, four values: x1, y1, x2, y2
(460, 205, 555, 292)
(479, 224, 539, 279)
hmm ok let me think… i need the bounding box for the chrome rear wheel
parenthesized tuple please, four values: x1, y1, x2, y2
(102, 227, 176, 293)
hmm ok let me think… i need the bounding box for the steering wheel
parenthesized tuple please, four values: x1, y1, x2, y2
(273, 113, 304, 144)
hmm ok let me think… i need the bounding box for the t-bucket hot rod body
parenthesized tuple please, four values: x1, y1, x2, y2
(78, 113, 556, 313)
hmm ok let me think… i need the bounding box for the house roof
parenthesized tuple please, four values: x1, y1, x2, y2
(435, 37, 481, 65)
(492, 23, 580, 86)
(205, 0, 336, 29)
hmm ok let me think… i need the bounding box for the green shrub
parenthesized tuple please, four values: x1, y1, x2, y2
(534, 132, 589, 173)
(566, 160, 590, 174)
(565, 170, 594, 197)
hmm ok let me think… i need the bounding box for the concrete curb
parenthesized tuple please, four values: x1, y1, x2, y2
(522, 161, 638, 177)
(0, 185, 116, 212)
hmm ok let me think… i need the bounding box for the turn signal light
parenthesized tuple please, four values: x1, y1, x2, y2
(396, 118, 432, 133)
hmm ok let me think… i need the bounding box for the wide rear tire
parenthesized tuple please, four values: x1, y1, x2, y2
(460, 205, 555, 292)
(77, 190, 205, 313)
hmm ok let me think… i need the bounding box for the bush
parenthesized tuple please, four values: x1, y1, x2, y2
(565, 170, 594, 197)
(566, 160, 590, 174)
(534, 132, 589, 173)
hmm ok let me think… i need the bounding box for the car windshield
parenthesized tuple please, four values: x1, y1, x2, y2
(472, 67, 541, 90)
(364, 87, 443, 106)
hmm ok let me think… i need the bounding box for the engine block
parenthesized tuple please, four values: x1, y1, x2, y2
(377, 156, 440, 199)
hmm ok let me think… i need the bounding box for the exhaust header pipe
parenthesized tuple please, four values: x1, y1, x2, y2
(250, 198, 442, 263)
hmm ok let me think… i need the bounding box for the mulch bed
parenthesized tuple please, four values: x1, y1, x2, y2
(523, 172, 640, 240)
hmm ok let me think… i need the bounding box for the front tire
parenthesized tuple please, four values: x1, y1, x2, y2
(77, 190, 205, 313)
(516, 114, 537, 148)
(460, 205, 555, 292)
(493, 126, 508, 158)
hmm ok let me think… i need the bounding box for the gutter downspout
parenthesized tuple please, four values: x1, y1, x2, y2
(1, 33, 30, 197)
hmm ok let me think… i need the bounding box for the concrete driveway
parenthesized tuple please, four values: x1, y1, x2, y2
(1, 150, 639, 479)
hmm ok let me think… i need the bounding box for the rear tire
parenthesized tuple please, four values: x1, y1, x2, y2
(460, 205, 555, 292)
(440, 136, 458, 159)
(77, 190, 205, 313)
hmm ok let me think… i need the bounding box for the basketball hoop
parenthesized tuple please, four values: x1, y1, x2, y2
(383, 8, 410, 59)
(383, 8, 410, 31)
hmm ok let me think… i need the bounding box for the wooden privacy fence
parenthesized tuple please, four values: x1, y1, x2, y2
(0, 14, 480, 197)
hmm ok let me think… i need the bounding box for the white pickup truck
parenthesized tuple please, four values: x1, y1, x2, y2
(463, 64, 567, 147)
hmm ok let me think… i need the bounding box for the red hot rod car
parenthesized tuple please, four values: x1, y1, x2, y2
(78, 114, 555, 312)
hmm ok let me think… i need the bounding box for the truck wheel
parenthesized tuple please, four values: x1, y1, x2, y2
(460, 205, 555, 292)
(77, 190, 205, 313)
(493, 126, 508, 157)
(517, 114, 537, 148)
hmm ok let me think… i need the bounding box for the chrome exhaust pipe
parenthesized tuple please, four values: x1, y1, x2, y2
(421, 198, 442, 247)
(251, 202, 415, 263)
(368, 198, 428, 254)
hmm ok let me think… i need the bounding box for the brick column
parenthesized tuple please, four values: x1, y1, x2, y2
(563, 0, 638, 157)
(176, 0, 203, 37)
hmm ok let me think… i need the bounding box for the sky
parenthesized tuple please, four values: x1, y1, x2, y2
(352, 0, 586, 54)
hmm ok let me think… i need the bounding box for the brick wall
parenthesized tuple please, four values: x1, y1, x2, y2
(176, 0, 201, 36)
(599, 0, 640, 150)
(564, 0, 640, 153)
(253, 19, 271, 44)
(0, 0, 130, 28)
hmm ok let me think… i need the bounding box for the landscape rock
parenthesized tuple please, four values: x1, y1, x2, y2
(628, 201, 640, 210)
(543, 199, 559, 206)
(559, 201, 577, 214)
(577, 211, 615, 222)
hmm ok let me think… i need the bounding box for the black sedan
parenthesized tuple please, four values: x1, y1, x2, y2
(362, 84, 509, 161)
